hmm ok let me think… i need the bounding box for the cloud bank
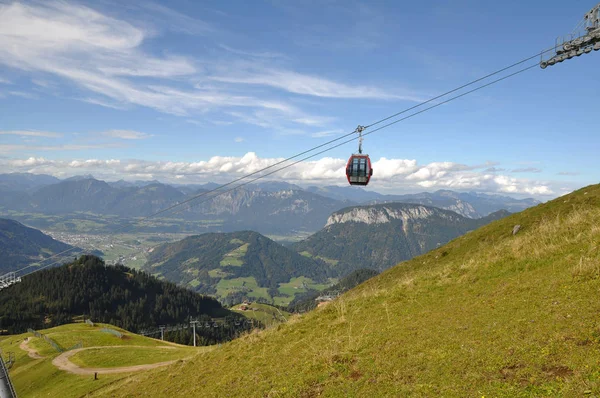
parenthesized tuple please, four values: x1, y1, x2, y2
(1, 153, 555, 197)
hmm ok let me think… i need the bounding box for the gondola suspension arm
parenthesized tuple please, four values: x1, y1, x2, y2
(356, 125, 365, 154)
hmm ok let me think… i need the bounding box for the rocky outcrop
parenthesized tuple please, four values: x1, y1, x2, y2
(326, 205, 442, 226)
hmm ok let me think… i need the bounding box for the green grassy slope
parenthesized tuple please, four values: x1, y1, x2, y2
(91, 185, 600, 397)
(2, 323, 197, 398)
(232, 302, 291, 327)
(69, 345, 198, 368)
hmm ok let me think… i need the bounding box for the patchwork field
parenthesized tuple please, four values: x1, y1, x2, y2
(277, 276, 332, 296)
(219, 243, 248, 266)
(215, 277, 270, 300)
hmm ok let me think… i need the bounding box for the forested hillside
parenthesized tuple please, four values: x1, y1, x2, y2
(0, 255, 238, 340)
(0, 218, 75, 273)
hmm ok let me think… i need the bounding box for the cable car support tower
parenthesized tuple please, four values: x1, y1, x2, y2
(541, 2, 600, 68)
(0, 273, 20, 291)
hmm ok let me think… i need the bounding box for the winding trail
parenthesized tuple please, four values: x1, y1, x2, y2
(51, 346, 182, 375)
(19, 338, 44, 359)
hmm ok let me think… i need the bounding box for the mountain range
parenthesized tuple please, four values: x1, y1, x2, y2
(307, 185, 539, 218)
(0, 173, 540, 236)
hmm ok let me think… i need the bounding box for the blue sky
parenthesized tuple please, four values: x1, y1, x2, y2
(0, 0, 598, 198)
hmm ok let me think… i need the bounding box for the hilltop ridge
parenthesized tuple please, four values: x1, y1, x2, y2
(1, 174, 540, 237)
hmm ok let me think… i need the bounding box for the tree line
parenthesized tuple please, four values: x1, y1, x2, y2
(0, 255, 249, 344)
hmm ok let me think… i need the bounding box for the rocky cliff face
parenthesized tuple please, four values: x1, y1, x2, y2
(442, 200, 478, 218)
(325, 205, 438, 226)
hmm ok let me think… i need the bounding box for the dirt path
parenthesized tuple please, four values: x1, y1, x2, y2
(51, 346, 182, 375)
(19, 337, 44, 359)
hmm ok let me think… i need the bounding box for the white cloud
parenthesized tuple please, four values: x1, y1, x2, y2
(80, 97, 127, 110)
(226, 107, 333, 130)
(6, 157, 53, 168)
(211, 120, 234, 126)
(292, 116, 337, 127)
(31, 79, 55, 88)
(0, 76, 10, 84)
(485, 167, 506, 173)
(101, 130, 152, 140)
(406, 162, 469, 181)
(0, 128, 150, 143)
(234, 137, 245, 143)
(211, 68, 420, 100)
(0, 153, 556, 197)
(557, 171, 579, 176)
(68, 159, 121, 168)
(219, 44, 288, 60)
(0, 143, 126, 153)
(138, 2, 215, 36)
(0, 2, 299, 120)
(0, 130, 63, 138)
(310, 129, 345, 138)
(372, 158, 419, 179)
(511, 167, 542, 173)
(8, 91, 38, 99)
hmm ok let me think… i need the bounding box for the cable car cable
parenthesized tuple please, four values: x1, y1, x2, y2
(363, 45, 558, 130)
(14, 61, 539, 278)
(9, 44, 555, 278)
(12, 61, 541, 277)
(361, 64, 539, 138)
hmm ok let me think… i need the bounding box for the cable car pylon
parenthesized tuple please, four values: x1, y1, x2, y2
(541, 2, 600, 68)
(0, 272, 21, 291)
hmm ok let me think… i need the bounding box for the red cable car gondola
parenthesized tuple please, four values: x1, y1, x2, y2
(346, 126, 373, 186)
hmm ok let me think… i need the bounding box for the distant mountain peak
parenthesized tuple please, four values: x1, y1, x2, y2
(63, 174, 96, 181)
